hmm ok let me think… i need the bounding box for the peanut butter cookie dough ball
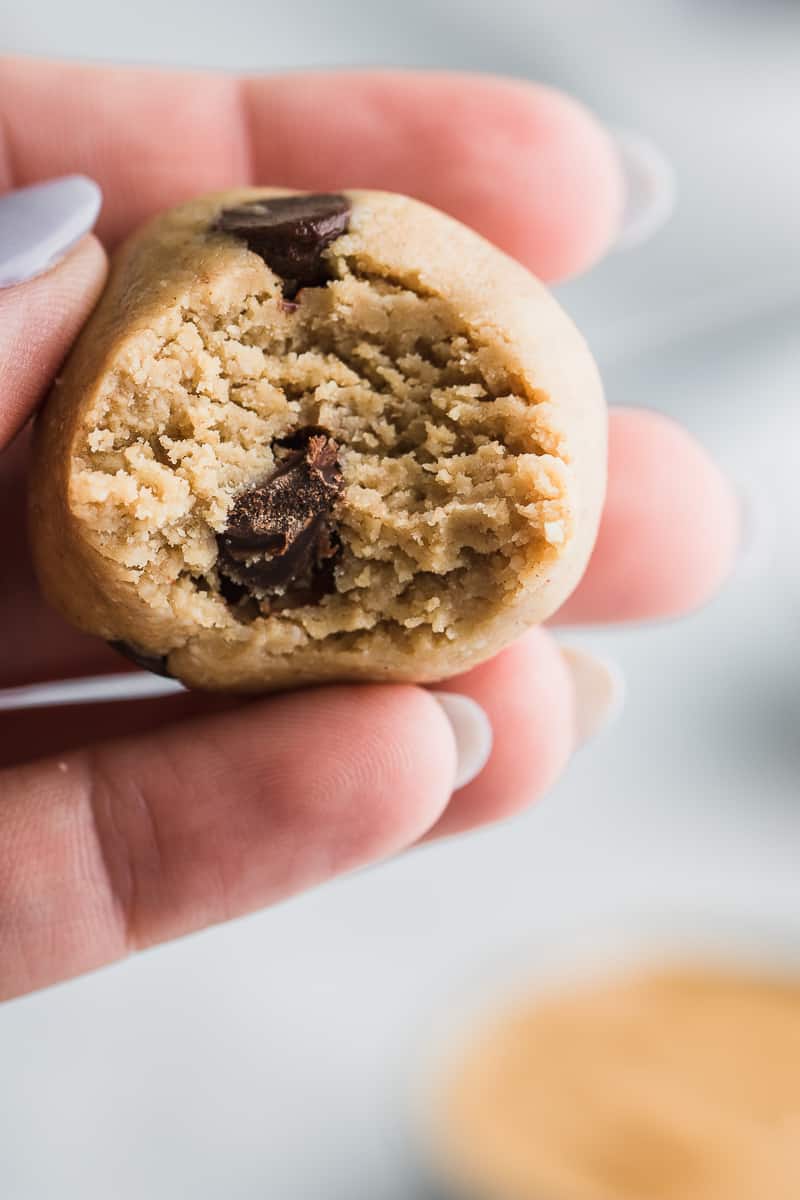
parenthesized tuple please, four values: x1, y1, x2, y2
(29, 190, 606, 691)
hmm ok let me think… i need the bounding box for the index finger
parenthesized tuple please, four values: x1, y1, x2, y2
(0, 59, 623, 280)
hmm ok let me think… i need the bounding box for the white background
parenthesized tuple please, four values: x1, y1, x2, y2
(2, 2, 800, 1195)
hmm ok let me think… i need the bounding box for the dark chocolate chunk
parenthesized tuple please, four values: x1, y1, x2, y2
(275, 424, 337, 452)
(110, 640, 171, 677)
(218, 574, 249, 607)
(217, 427, 345, 604)
(214, 194, 351, 298)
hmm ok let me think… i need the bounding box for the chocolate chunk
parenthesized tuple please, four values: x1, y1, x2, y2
(275, 424, 336, 451)
(110, 640, 171, 677)
(217, 427, 345, 604)
(215, 194, 351, 297)
(218, 574, 249, 607)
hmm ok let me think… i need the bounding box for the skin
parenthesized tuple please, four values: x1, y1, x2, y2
(0, 60, 739, 1001)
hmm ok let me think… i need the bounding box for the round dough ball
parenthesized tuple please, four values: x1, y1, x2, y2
(29, 189, 606, 692)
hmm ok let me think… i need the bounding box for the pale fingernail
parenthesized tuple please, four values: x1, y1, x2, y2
(612, 130, 676, 250)
(560, 646, 625, 747)
(431, 693, 493, 791)
(735, 477, 777, 579)
(0, 175, 102, 289)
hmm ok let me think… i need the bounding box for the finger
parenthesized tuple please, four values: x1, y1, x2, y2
(0, 690, 238, 770)
(555, 408, 739, 624)
(242, 71, 623, 280)
(427, 628, 575, 839)
(0, 685, 468, 1000)
(0, 230, 107, 447)
(0, 58, 623, 280)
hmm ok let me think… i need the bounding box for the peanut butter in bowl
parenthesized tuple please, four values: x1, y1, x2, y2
(428, 964, 800, 1200)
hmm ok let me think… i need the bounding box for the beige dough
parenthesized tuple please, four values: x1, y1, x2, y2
(29, 189, 605, 691)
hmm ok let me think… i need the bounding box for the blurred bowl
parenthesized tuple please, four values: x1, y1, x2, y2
(406, 908, 800, 1200)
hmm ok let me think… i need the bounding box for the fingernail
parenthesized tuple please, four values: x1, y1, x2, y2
(431, 693, 493, 790)
(560, 646, 625, 747)
(734, 477, 777, 579)
(0, 175, 102, 289)
(612, 130, 676, 251)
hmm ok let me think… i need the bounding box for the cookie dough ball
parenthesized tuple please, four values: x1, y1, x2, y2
(30, 190, 606, 692)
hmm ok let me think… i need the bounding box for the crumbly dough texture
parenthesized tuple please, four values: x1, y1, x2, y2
(30, 190, 606, 691)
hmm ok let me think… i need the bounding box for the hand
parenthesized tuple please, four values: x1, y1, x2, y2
(0, 59, 739, 1001)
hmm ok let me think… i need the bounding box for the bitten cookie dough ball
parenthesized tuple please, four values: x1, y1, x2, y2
(29, 190, 606, 692)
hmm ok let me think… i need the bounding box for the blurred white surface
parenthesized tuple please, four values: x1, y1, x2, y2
(1, 2, 799, 1197)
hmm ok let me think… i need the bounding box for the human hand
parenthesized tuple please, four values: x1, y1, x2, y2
(0, 60, 739, 1001)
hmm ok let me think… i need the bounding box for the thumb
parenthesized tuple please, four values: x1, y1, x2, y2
(0, 176, 107, 447)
